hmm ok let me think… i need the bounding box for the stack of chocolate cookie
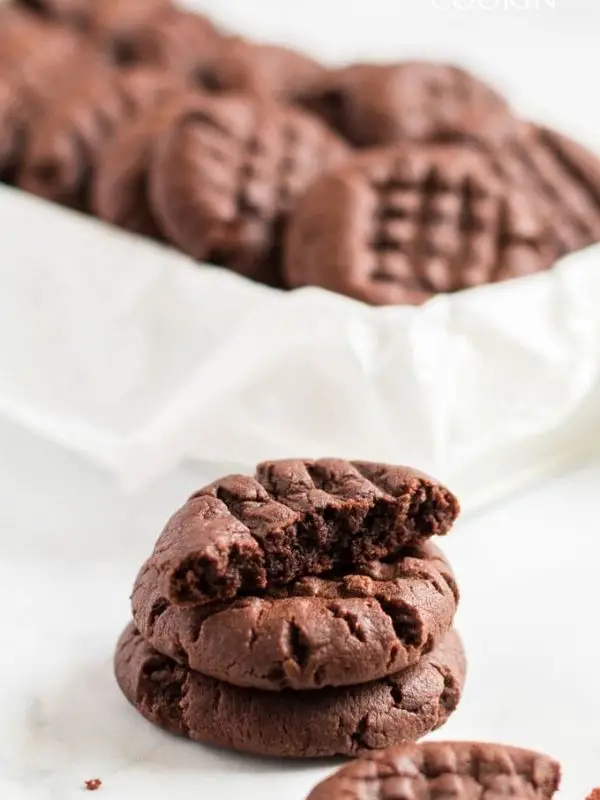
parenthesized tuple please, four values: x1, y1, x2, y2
(115, 459, 467, 758)
(6, 0, 600, 304)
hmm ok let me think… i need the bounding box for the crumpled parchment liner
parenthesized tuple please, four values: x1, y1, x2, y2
(2, 185, 600, 511)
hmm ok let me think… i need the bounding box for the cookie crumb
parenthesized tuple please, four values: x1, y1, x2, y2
(84, 778, 102, 791)
(586, 790, 600, 800)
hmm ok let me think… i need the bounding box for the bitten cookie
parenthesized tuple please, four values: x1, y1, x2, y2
(149, 459, 460, 606)
(306, 741, 561, 799)
(299, 61, 516, 148)
(115, 624, 466, 758)
(132, 542, 459, 691)
(493, 123, 600, 259)
(284, 142, 555, 305)
(150, 94, 349, 285)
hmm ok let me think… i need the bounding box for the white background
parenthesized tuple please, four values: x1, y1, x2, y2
(2, 1, 600, 797)
(188, 0, 600, 150)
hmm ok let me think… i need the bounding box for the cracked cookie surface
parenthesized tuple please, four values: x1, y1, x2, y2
(306, 741, 561, 799)
(115, 623, 465, 758)
(149, 458, 460, 607)
(132, 542, 458, 691)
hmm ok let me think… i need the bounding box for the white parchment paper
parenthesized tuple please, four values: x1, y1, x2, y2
(2, 185, 600, 509)
(0, 188, 600, 507)
(0, 188, 600, 508)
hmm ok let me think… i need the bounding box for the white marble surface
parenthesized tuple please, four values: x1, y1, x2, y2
(1, 416, 600, 799)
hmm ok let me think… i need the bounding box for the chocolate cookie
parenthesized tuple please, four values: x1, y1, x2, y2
(92, 97, 184, 238)
(14, 1, 173, 64)
(0, 12, 102, 178)
(204, 36, 324, 104)
(132, 542, 458, 691)
(126, 8, 222, 80)
(0, 77, 25, 178)
(13, 0, 91, 28)
(299, 61, 516, 148)
(149, 459, 460, 606)
(0, 7, 92, 84)
(150, 94, 349, 284)
(19, 65, 178, 208)
(115, 624, 465, 758)
(284, 142, 555, 306)
(0, 7, 48, 62)
(84, 0, 173, 65)
(306, 741, 561, 799)
(115, 65, 186, 110)
(492, 123, 600, 259)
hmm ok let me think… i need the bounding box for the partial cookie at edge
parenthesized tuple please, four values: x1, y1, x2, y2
(306, 741, 561, 799)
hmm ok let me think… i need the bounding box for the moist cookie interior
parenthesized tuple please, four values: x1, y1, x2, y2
(172, 481, 456, 602)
